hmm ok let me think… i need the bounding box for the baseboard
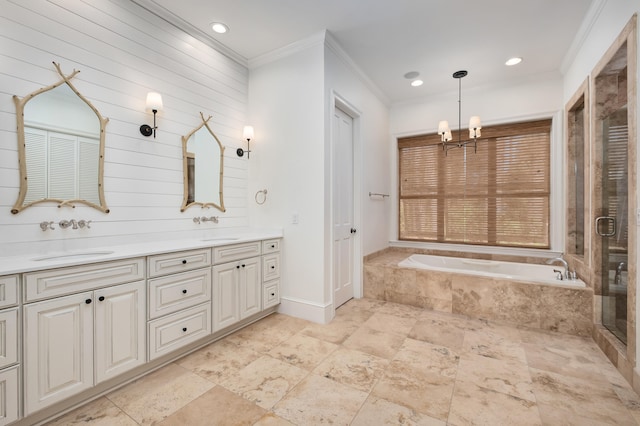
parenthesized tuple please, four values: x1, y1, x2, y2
(277, 296, 334, 324)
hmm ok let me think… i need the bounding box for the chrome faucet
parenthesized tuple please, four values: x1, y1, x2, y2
(546, 257, 569, 280)
(40, 221, 55, 231)
(614, 262, 627, 285)
(59, 219, 90, 229)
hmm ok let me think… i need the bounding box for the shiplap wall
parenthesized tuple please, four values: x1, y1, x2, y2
(0, 0, 250, 257)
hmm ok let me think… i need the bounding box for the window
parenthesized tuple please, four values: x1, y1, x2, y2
(398, 119, 551, 248)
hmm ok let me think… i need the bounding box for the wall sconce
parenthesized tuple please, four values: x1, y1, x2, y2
(139, 92, 163, 138)
(237, 125, 254, 158)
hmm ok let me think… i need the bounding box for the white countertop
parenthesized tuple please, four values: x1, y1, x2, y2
(0, 230, 283, 275)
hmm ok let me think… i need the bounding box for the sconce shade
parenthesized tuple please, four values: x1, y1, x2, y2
(145, 92, 163, 112)
(140, 92, 162, 138)
(243, 125, 254, 141)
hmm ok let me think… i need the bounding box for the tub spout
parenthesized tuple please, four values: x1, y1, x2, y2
(546, 257, 569, 279)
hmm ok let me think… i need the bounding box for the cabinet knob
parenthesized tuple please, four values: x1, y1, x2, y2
(182, 289, 187, 294)
(271, 292, 275, 296)
(98, 296, 105, 302)
(182, 327, 187, 332)
(236, 265, 240, 269)
(242, 264, 245, 268)
(270, 244, 275, 248)
(182, 260, 187, 264)
(271, 266, 275, 269)
(85, 298, 92, 304)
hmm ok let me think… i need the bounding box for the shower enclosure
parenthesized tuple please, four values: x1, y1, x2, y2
(595, 41, 629, 344)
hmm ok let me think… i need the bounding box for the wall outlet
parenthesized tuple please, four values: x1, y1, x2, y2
(292, 212, 299, 224)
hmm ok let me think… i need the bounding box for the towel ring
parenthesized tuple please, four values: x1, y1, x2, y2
(255, 189, 267, 205)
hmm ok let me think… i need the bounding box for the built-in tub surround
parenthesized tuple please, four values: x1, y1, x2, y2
(399, 254, 585, 287)
(365, 250, 593, 336)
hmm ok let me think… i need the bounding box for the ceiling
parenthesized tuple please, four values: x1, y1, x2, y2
(136, 0, 595, 104)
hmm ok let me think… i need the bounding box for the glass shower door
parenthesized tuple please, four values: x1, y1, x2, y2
(599, 107, 628, 344)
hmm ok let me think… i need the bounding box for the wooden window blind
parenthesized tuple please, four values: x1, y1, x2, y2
(398, 119, 551, 248)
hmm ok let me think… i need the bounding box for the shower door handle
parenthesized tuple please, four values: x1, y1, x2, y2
(595, 216, 616, 237)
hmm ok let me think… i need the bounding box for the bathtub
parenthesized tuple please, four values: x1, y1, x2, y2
(398, 254, 586, 288)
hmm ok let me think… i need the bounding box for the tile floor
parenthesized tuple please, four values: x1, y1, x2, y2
(48, 298, 640, 425)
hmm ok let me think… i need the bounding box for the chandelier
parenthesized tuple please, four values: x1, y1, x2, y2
(437, 70, 481, 155)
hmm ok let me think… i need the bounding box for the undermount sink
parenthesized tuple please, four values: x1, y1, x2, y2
(201, 237, 240, 242)
(32, 250, 115, 262)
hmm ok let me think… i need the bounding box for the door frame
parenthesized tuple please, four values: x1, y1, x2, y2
(329, 91, 362, 316)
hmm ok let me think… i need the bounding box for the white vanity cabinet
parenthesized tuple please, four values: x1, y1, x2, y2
(147, 249, 212, 360)
(23, 260, 145, 416)
(8, 234, 281, 425)
(262, 239, 281, 309)
(212, 239, 281, 332)
(212, 256, 261, 331)
(0, 275, 19, 426)
(212, 241, 263, 332)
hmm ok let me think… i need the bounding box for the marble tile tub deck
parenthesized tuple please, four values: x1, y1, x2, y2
(48, 298, 639, 425)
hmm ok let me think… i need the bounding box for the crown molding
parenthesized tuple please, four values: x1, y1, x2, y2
(560, 0, 608, 74)
(128, 0, 248, 67)
(323, 31, 390, 106)
(247, 31, 327, 69)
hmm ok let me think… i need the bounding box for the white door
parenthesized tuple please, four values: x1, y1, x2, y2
(94, 281, 146, 384)
(24, 292, 94, 415)
(332, 107, 355, 308)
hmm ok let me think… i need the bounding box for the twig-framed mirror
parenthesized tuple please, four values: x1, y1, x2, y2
(12, 61, 109, 214)
(181, 112, 226, 212)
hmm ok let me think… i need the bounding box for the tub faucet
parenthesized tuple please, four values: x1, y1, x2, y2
(614, 262, 627, 285)
(546, 257, 569, 279)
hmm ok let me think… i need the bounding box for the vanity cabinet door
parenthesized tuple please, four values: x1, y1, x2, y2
(0, 308, 18, 369)
(95, 281, 146, 384)
(212, 262, 240, 331)
(239, 256, 262, 320)
(24, 292, 94, 415)
(0, 365, 19, 425)
(212, 257, 262, 332)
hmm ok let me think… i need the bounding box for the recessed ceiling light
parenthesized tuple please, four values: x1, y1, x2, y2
(404, 71, 420, 79)
(211, 22, 229, 34)
(505, 57, 522, 66)
(411, 79, 424, 87)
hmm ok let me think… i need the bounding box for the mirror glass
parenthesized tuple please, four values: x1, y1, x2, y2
(12, 63, 109, 213)
(181, 114, 225, 212)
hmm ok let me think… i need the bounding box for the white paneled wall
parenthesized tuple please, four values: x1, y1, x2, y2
(0, 0, 250, 256)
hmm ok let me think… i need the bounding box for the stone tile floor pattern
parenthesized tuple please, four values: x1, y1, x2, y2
(48, 298, 640, 425)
